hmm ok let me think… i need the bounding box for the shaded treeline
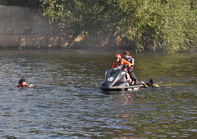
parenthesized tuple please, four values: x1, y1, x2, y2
(0, 0, 197, 53)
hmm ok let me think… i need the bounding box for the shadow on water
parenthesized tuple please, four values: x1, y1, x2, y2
(0, 50, 196, 138)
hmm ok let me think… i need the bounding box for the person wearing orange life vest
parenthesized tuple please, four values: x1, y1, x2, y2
(112, 54, 133, 82)
(112, 54, 133, 68)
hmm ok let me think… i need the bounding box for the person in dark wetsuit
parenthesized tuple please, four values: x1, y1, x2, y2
(17, 78, 33, 88)
(140, 79, 159, 88)
(123, 50, 138, 84)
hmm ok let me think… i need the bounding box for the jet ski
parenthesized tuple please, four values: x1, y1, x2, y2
(100, 65, 144, 91)
(100, 65, 159, 91)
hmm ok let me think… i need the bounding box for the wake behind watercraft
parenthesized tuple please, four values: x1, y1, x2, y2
(100, 65, 159, 91)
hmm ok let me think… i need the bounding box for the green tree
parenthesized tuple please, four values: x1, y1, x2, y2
(40, 0, 196, 53)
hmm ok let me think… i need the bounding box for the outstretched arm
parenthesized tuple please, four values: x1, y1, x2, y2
(122, 59, 133, 68)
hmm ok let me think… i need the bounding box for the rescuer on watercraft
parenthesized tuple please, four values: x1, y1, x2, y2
(112, 54, 133, 83)
(122, 51, 138, 84)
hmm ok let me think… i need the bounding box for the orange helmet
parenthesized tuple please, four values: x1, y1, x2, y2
(115, 54, 121, 59)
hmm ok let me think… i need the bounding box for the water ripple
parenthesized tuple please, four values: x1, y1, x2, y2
(0, 50, 196, 138)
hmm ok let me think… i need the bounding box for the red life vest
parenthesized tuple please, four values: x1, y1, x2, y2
(17, 84, 27, 87)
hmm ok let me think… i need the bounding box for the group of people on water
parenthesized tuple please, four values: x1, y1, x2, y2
(17, 50, 158, 88)
(112, 51, 137, 85)
(111, 51, 158, 88)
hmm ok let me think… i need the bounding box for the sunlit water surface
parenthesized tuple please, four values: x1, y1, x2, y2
(0, 50, 196, 139)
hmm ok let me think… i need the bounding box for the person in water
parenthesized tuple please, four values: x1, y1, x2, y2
(123, 50, 138, 84)
(140, 79, 159, 88)
(112, 54, 133, 83)
(17, 78, 33, 88)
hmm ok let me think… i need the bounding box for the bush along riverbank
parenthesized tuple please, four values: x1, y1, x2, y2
(0, 0, 196, 53)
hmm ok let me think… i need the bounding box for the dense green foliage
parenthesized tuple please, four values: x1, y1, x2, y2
(0, 0, 196, 52)
(40, 0, 197, 53)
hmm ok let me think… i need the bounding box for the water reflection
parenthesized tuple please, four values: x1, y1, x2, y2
(113, 92, 136, 106)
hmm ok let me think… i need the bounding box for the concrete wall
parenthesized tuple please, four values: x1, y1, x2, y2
(0, 5, 71, 49)
(0, 5, 125, 49)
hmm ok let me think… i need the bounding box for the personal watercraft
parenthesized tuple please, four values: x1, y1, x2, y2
(100, 66, 143, 91)
(100, 65, 159, 91)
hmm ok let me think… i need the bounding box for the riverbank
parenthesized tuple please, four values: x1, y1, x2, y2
(0, 5, 132, 50)
(0, 5, 66, 49)
(1, 5, 196, 53)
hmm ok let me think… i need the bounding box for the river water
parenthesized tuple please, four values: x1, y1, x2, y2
(0, 50, 196, 139)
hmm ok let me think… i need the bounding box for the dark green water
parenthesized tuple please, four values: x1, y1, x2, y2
(0, 50, 196, 139)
